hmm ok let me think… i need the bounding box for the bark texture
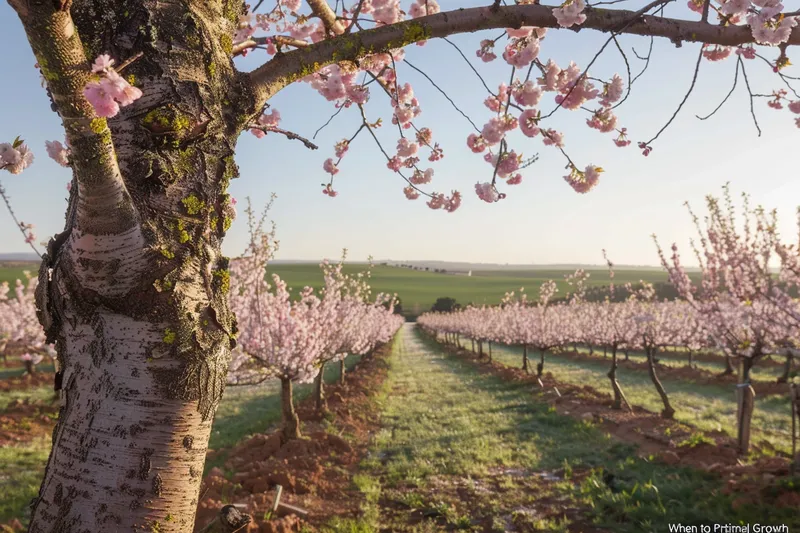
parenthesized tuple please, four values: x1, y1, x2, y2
(10, 0, 258, 530)
(281, 377, 301, 442)
(314, 364, 327, 412)
(646, 347, 675, 419)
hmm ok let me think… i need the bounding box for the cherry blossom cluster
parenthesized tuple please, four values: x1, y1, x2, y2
(227, 202, 402, 386)
(83, 54, 143, 118)
(0, 138, 34, 175)
(0, 272, 57, 360)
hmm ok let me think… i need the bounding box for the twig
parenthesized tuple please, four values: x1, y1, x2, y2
(738, 57, 762, 137)
(696, 58, 740, 121)
(249, 125, 319, 149)
(643, 46, 704, 145)
(404, 60, 480, 132)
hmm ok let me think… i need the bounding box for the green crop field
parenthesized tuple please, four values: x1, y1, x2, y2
(1, 260, 690, 317)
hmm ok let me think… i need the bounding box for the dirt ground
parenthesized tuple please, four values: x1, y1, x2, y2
(195, 347, 393, 533)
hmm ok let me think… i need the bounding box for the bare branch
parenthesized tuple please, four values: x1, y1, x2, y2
(8, 2, 137, 235)
(696, 59, 740, 121)
(404, 60, 481, 133)
(247, 2, 800, 111)
(248, 125, 320, 150)
(739, 57, 763, 137)
(643, 46, 704, 146)
(233, 36, 310, 56)
(313, 105, 346, 139)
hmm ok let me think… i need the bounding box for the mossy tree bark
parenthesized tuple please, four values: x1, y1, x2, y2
(778, 351, 794, 384)
(339, 358, 346, 385)
(736, 356, 757, 454)
(536, 349, 545, 378)
(10, 1, 252, 530)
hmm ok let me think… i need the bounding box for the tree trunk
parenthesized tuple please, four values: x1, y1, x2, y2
(0, 338, 7, 364)
(722, 354, 735, 375)
(778, 351, 794, 384)
(471, 339, 475, 353)
(11, 1, 256, 529)
(624, 348, 629, 361)
(488, 341, 492, 361)
(281, 377, 301, 442)
(608, 345, 631, 411)
(736, 358, 755, 454)
(646, 347, 675, 418)
(603, 346, 607, 358)
(536, 349, 545, 378)
(522, 344, 529, 373)
(478, 340, 483, 357)
(340, 358, 346, 385)
(688, 349, 694, 369)
(589, 344, 594, 356)
(314, 364, 327, 413)
(572, 342, 578, 353)
(791, 383, 799, 471)
(23, 360, 36, 375)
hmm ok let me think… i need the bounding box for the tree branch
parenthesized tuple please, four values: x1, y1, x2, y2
(248, 125, 319, 150)
(9, 1, 138, 236)
(307, 0, 346, 36)
(246, 3, 800, 111)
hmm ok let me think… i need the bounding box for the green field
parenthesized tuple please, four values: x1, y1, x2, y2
(1, 261, 686, 318)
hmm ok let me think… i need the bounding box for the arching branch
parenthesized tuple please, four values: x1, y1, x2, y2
(246, 3, 800, 112)
(9, 0, 137, 236)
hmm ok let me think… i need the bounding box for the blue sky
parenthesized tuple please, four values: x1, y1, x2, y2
(1, 1, 799, 266)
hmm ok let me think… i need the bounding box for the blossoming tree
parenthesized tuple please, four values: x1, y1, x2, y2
(2, 0, 800, 529)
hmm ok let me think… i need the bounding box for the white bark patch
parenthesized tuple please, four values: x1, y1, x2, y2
(34, 310, 211, 531)
(66, 226, 148, 297)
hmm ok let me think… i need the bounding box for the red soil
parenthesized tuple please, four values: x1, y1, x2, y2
(0, 397, 59, 447)
(195, 347, 392, 533)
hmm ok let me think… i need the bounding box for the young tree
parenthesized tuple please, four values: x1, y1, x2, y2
(3, 0, 800, 530)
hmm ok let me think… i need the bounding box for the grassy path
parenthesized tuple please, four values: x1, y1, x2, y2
(352, 324, 800, 532)
(482, 342, 793, 453)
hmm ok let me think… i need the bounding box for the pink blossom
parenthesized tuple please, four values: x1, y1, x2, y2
(444, 191, 462, 212)
(91, 54, 115, 73)
(507, 174, 523, 185)
(281, 0, 301, 11)
(586, 108, 618, 133)
(497, 151, 521, 178)
(409, 0, 440, 17)
(0, 143, 34, 174)
(539, 60, 561, 91)
(514, 81, 542, 107)
(703, 45, 733, 62)
(45, 140, 70, 167)
(599, 74, 624, 107)
(542, 129, 564, 148)
(736, 46, 757, 59)
(553, 0, 586, 28)
(519, 109, 540, 137)
(476, 39, 497, 62)
(323, 158, 340, 175)
(258, 109, 281, 128)
(335, 140, 349, 158)
(687, 0, 704, 13)
(467, 133, 488, 153)
(396, 138, 419, 158)
(475, 182, 499, 203)
(403, 186, 420, 200)
(719, 0, 751, 16)
(788, 101, 800, 114)
(84, 81, 120, 118)
(502, 38, 540, 68)
(506, 27, 534, 39)
(748, 7, 798, 45)
(481, 118, 506, 145)
(387, 156, 402, 172)
(410, 168, 434, 184)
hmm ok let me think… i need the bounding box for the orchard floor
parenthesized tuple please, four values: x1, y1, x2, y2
(3, 325, 800, 532)
(338, 324, 798, 532)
